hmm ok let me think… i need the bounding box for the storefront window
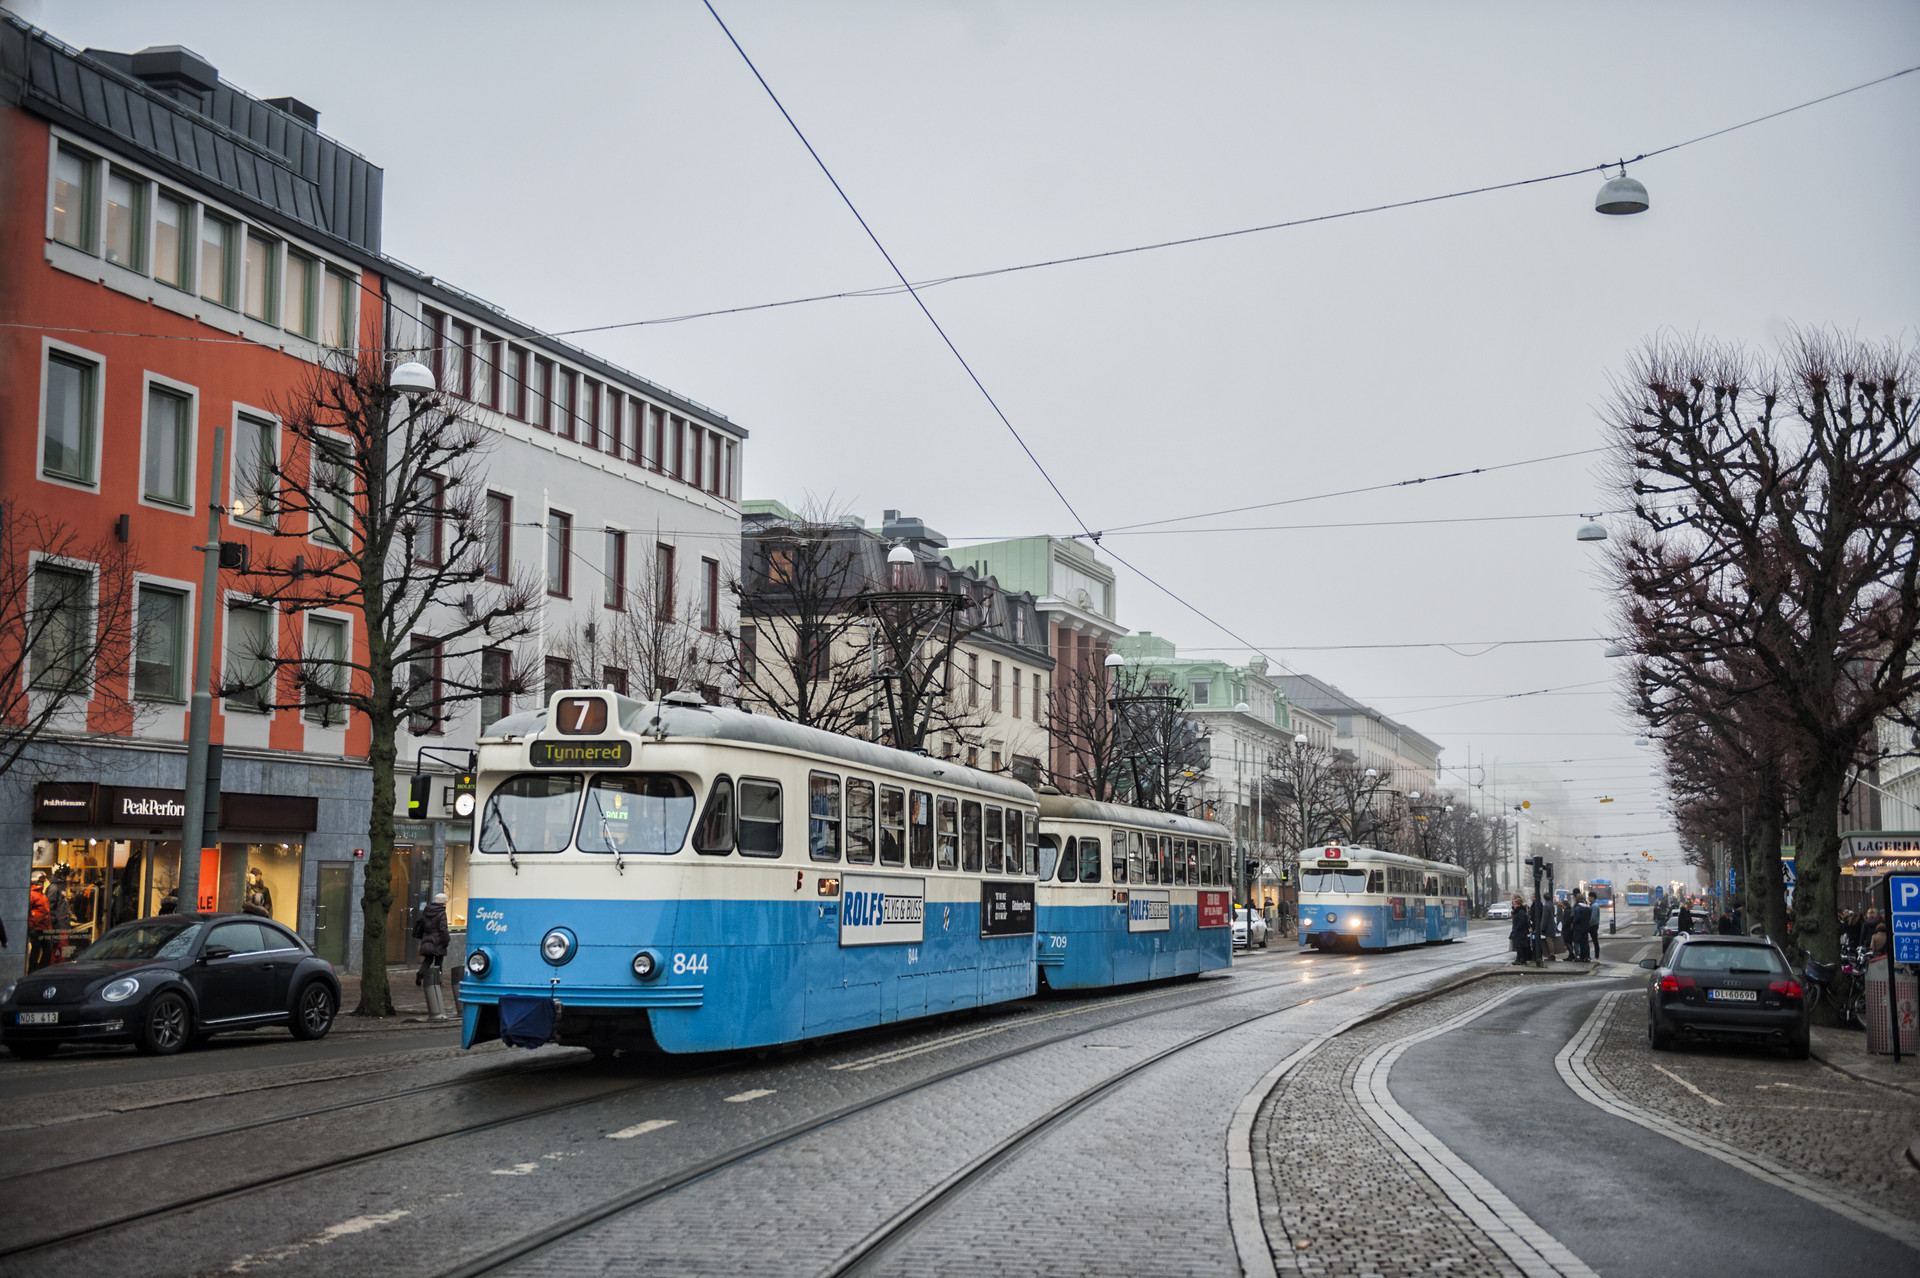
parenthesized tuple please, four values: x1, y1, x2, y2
(443, 841, 469, 930)
(30, 837, 177, 970)
(237, 843, 303, 927)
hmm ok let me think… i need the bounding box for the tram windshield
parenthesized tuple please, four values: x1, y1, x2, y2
(577, 774, 697, 854)
(480, 773, 584, 854)
(1299, 868, 1368, 895)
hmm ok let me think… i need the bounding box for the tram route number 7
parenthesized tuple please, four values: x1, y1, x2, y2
(555, 696, 609, 735)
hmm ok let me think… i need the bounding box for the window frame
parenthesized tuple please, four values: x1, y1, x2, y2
(1079, 835, 1103, 884)
(222, 600, 275, 714)
(960, 799, 983, 873)
(700, 557, 719, 632)
(693, 775, 736, 855)
(809, 771, 842, 863)
(198, 210, 237, 308)
(50, 143, 98, 253)
(604, 529, 627, 611)
(546, 510, 572, 598)
(737, 777, 784, 858)
(229, 410, 278, 526)
(243, 229, 279, 324)
(320, 268, 354, 349)
(846, 778, 876, 865)
(908, 789, 935, 870)
(40, 343, 102, 490)
(301, 613, 350, 727)
(484, 492, 512, 582)
(307, 432, 354, 547)
(878, 785, 906, 867)
(134, 582, 190, 703)
(404, 634, 442, 736)
(140, 380, 195, 511)
(153, 190, 192, 292)
(656, 543, 676, 621)
(27, 562, 93, 693)
(480, 646, 514, 732)
(935, 795, 959, 871)
(104, 166, 147, 272)
(283, 248, 317, 338)
(984, 805, 1005, 874)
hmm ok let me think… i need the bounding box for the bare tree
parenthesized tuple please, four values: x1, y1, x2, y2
(1045, 651, 1141, 801)
(1263, 738, 1355, 863)
(1324, 759, 1398, 847)
(557, 541, 726, 701)
(231, 349, 541, 1015)
(730, 512, 875, 735)
(860, 562, 998, 756)
(1604, 328, 1920, 978)
(0, 506, 143, 781)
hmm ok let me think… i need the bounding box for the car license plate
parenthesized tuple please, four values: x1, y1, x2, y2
(1707, 988, 1757, 1002)
(17, 1011, 58, 1025)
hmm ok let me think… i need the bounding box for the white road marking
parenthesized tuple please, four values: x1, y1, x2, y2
(1557, 991, 1920, 1253)
(491, 1163, 541, 1175)
(724, 1089, 776, 1103)
(1650, 1063, 1724, 1105)
(225, 1208, 413, 1272)
(607, 1119, 678, 1139)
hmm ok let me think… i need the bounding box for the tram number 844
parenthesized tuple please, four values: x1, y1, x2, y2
(672, 953, 709, 976)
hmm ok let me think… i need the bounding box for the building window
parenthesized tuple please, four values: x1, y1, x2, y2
(604, 666, 628, 696)
(244, 232, 278, 323)
(689, 426, 704, 491)
(1337, 716, 1353, 736)
(310, 438, 353, 545)
(671, 417, 686, 479)
(447, 319, 473, 399)
(410, 475, 444, 566)
(968, 653, 979, 707)
(543, 656, 572, 700)
(284, 250, 316, 337)
(739, 625, 757, 679)
(547, 512, 571, 597)
(154, 192, 190, 291)
(135, 585, 187, 701)
(701, 558, 719, 632)
(582, 379, 602, 449)
(303, 616, 347, 725)
(480, 647, 513, 730)
(43, 353, 98, 484)
(405, 637, 441, 735)
(604, 530, 626, 610)
(474, 335, 499, 408)
(51, 146, 96, 251)
(1190, 679, 1211, 706)
(531, 359, 553, 430)
(991, 661, 1002, 713)
(224, 604, 273, 713)
(708, 434, 723, 496)
(143, 386, 192, 508)
(648, 407, 666, 472)
(555, 368, 576, 438)
(503, 347, 526, 418)
(1012, 666, 1022, 719)
(655, 544, 676, 620)
(105, 169, 145, 270)
(484, 493, 511, 581)
(28, 565, 90, 691)
(723, 439, 737, 500)
(231, 415, 276, 525)
(1032, 672, 1041, 722)
(199, 213, 235, 307)
(321, 269, 351, 348)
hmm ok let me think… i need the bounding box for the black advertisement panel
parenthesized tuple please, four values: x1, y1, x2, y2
(980, 880, 1036, 937)
(530, 740, 632, 769)
(33, 782, 97, 822)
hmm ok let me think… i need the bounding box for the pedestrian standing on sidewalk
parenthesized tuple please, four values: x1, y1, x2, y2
(1509, 895, 1532, 965)
(1678, 900, 1694, 934)
(1590, 895, 1604, 958)
(415, 892, 450, 986)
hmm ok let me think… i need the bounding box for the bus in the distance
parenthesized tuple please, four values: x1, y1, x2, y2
(1625, 880, 1652, 906)
(1587, 878, 1613, 906)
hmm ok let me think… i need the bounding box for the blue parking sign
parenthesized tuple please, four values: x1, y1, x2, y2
(1891, 874, 1920, 964)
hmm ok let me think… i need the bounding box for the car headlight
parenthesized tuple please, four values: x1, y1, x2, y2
(465, 949, 491, 978)
(1, 982, 14, 1004)
(632, 951, 658, 980)
(541, 928, 577, 966)
(101, 977, 140, 1003)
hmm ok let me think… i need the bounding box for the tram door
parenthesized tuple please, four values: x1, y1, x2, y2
(385, 844, 429, 963)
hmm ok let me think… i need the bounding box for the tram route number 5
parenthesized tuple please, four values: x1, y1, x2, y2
(672, 953, 709, 976)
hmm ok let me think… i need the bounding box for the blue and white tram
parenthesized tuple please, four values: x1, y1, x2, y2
(1032, 794, 1234, 989)
(458, 690, 1043, 1055)
(1292, 844, 1470, 952)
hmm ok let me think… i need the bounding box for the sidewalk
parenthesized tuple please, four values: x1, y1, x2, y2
(330, 966, 460, 1033)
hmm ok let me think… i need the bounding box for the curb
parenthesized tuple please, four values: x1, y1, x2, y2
(1809, 1044, 1920, 1099)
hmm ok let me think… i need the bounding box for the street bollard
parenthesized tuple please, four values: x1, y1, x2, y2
(424, 965, 450, 1021)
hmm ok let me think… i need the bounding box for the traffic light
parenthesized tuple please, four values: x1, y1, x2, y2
(408, 774, 432, 818)
(1243, 861, 1259, 892)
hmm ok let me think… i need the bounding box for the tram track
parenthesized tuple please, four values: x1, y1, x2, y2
(435, 942, 1502, 1278)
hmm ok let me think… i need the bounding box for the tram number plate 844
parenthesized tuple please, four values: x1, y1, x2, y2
(672, 953, 708, 976)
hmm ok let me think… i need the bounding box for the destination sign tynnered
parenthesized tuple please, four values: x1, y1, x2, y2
(530, 739, 633, 768)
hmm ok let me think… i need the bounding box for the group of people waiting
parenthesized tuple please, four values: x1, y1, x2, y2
(1507, 890, 1605, 964)
(1842, 907, 1891, 958)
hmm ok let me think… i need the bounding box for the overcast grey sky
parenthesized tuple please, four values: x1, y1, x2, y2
(23, 0, 1920, 880)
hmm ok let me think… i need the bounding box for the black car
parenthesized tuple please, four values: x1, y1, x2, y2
(1642, 933, 1809, 1058)
(1, 913, 340, 1059)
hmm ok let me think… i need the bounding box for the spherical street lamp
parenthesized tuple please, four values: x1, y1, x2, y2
(886, 544, 914, 566)
(1576, 517, 1609, 542)
(1294, 734, 1308, 745)
(390, 361, 435, 397)
(1594, 164, 1650, 215)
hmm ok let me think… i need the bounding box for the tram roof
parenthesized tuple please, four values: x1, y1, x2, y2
(1035, 792, 1231, 838)
(1298, 844, 1466, 874)
(486, 695, 1038, 804)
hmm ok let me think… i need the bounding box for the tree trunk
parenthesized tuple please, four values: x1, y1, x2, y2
(1794, 772, 1846, 1021)
(1756, 808, 1788, 946)
(356, 698, 398, 1017)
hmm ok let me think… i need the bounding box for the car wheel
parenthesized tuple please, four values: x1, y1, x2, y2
(290, 982, 337, 1041)
(1648, 1013, 1674, 1052)
(6, 1040, 59, 1060)
(1787, 1030, 1810, 1060)
(137, 992, 192, 1056)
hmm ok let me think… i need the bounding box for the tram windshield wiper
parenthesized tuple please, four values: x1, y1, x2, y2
(484, 810, 521, 873)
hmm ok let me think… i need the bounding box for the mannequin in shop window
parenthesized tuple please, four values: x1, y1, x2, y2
(243, 866, 273, 919)
(28, 871, 52, 970)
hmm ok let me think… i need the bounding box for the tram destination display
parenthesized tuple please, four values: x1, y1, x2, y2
(529, 740, 633, 768)
(1128, 888, 1171, 933)
(980, 880, 1036, 937)
(839, 874, 925, 946)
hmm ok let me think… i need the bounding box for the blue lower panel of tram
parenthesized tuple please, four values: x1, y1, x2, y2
(1033, 903, 1231, 989)
(458, 896, 1036, 1054)
(1298, 899, 1462, 950)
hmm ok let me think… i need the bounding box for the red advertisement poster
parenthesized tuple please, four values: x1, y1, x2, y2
(1197, 891, 1230, 928)
(197, 847, 220, 912)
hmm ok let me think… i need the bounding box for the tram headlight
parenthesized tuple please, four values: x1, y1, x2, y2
(465, 949, 491, 978)
(632, 951, 659, 980)
(541, 928, 577, 966)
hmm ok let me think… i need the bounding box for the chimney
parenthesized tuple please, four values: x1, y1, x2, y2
(127, 45, 219, 110)
(265, 96, 320, 128)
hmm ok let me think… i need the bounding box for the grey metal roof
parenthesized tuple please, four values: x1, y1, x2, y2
(1035, 792, 1230, 838)
(3, 18, 383, 254)
(485, 697, 1038, 804)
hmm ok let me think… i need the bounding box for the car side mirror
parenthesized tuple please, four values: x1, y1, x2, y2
(200, 944, 234, 963)
(1638, 958, 1658, 970)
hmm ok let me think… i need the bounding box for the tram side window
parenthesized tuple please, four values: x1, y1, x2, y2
(1173, 838, 1187, 887)
(1079, 836, 1102, 883)
(935, 795, 959, 871)
(961, 800, 982, 873)
(1143, 833, 1158, 885)
(1215, 842, 1228, 886)
(1111, 829, 1128, 884)
(1128, 831, 1144, 885)
(480, 773, 584, 853)
(577, 774, 695, 854)
(1044, 835, 1068, 881)
(693, 776, 735, 854)
(984, 806, 1004, 873)
(738, 778, 783, 857)
(846, 779, 876, 865)
(808, 772, 841, 863)
(1367, 869, 1384, 894)
(879, 786, 906, 867)
(1008, 809, 1030, 875)
(908, 790, 934, 869)
(1160, 836, 1174, 885)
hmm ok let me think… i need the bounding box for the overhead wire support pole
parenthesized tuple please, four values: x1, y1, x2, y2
(178, 426, 227, 916)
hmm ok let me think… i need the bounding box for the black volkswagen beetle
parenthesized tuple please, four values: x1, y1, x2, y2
(1, 913, 340, 1059)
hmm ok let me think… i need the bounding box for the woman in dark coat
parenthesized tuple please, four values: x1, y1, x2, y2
(1508, 895, 1532, 965)
(415, 892, 451, 986)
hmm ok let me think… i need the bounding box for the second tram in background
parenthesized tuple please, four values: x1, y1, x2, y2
(1032, 793, 1234, 989)
(1294, 843, 1469, 951)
